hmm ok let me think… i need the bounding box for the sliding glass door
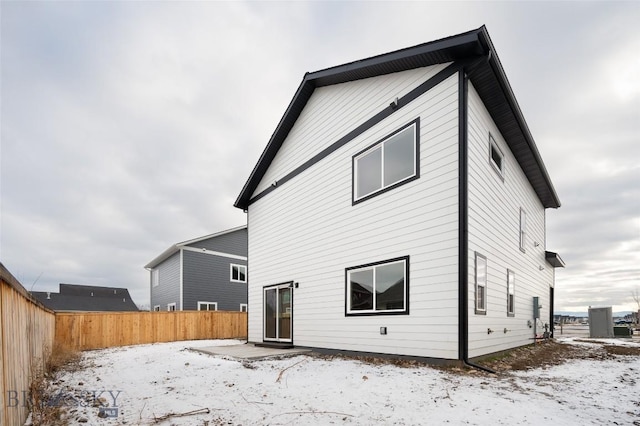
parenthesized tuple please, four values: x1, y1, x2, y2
(264, 284, 292, 342)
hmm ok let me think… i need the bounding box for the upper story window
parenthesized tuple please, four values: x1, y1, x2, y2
(152, 269, 159, 287)
(519, 208, 527, 252)
(475, 252, 487, 314)
(167, 303, 176, 311)
(353, 119, 419, 204)
(231, 264, 247, 283)
(346, 256, 409, 315)
(153, 305, 160, 312)
(489, 133, 504, 177)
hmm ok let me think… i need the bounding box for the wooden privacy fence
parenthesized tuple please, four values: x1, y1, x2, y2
(0, 263, 56, 426)
(56, 310, 248, 351)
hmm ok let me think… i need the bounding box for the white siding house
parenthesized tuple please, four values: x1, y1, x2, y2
(235, 26, 564, 363)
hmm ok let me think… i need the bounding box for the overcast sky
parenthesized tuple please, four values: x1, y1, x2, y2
(1, 1, 638, 313)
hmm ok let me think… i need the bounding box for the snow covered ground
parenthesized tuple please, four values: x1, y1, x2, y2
(40, 337, 639, 425)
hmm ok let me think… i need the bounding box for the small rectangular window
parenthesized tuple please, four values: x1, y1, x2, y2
(475, 253, 487, 314)
(489, 133, 504, 177)
(507, 270, 515, 316)
(353, 120, 419, 203)
(198, 302, 218, 311)
(230, 264, 247, 283)
(152, 269, 159, 287)
(346, 256, 409, 315)
(167, 303, 176, 311)
(153, 305, 160, 312)
(519, 208, 527, 252)
(240, 303, 248, 312)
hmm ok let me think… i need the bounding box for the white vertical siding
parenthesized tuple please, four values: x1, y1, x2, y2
(466, 82, 553, 358)
(248, 71, 460, 359)
(254, 63, 452, 195)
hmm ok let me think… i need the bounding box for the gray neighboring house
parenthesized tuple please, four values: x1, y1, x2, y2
(31, 283, 139, 312)
(145, 225, 248, 312)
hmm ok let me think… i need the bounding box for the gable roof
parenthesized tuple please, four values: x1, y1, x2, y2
(31, 283, 139, 312)
(144, 224, 247, 269)
(235, 26, 560, 210)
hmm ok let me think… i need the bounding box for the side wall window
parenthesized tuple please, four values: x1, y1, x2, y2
(346, 256, 409, 315)
(507, 269, 515, 316)
(489, 133, 504, 177)
(519, 208, 527, 252)
(353, 119, 419, 203)
(152, 269, 159, 287)
(198, 302, 218, 311)
(475, 253, 487, 314)
(230, 264, 247, 283)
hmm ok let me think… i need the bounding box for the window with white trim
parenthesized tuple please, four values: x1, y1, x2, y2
(489, 133, 504, 177)
(346, 256, 409, 315)
(240, 303, 248, 312)
(198, 302, 218, 311)
(230, 264, 247, 283)
(507, 270, 515, 316)
(167, 303, 176, 311)
(152, 269, 159, 287)
(519, 208, 527, 252)
(475, 253, 487, 314)
(353, 120, 419, 203)
(153, 305, 160, 312)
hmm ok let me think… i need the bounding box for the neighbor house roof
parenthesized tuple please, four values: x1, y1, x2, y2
(235, 26, 561, 210)
(144, 224, 247, 269)
(31, 283, 139, 312)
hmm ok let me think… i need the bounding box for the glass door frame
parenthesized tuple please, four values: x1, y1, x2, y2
(263, 282, 293, 343)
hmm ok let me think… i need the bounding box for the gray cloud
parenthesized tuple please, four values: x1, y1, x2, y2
(1, 2, 638, 311)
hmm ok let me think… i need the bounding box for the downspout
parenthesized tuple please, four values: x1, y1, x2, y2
(458, 65, 496, 375)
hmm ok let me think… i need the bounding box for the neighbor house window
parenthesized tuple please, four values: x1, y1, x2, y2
(507, 270, 515, 316)
(153, 305, 160, 312)
(519, 208, 527, 252)
(198, 302, 218, 311)
(475, 253, 487, 314)
(240, 303, 248, 312)
(353, 119, 419, 203)
(489, 133, 504, 177)
(346, 256, 409, 315)
(230, 264, 247, 283)
(152, 269, 159, 287)
(167, 303, 176, 311)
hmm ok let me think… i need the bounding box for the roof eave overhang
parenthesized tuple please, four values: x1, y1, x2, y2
(144, 244, 179, 270)
(145, 225, 247, 269)
(235, 26, 560, 210)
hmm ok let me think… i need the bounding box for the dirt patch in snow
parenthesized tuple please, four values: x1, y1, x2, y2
(476, 339, 640, 373)
(313, 339, 640, 375)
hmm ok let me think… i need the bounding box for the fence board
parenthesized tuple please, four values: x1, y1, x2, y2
(55, 311, 248, 352)
(1, 263, 56, 426)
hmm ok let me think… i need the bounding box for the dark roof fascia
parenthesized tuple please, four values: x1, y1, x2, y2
(234, 26, 560, 210)
(545, 251, 566, 268)
(307, 28, 484, 87)
(471, 29, 561, 208)
(234, 29, 483, 211)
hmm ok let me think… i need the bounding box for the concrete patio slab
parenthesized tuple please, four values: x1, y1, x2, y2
(191, 343, 312, 360)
